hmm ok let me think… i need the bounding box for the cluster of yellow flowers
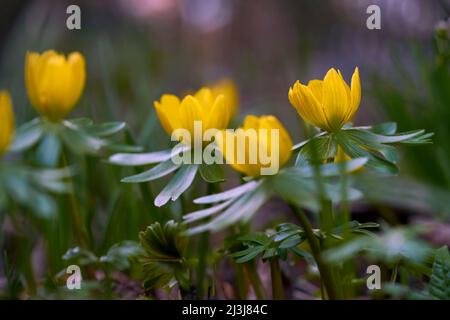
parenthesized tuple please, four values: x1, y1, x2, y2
(1, 48, 361, 178)
(154, 67, 360, 177)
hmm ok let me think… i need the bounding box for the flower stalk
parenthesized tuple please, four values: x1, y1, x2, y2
(244, 260, 267, 299)
(270, 258, 284, 300)
(61, 151, 88, 248)
(289, 204, 338, 299)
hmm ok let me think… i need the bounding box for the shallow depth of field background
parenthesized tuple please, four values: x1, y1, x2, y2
(0, 0, 449, 298)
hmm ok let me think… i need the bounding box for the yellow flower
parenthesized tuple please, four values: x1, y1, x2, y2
(0, 90, 15, 156)
(154, 87, 231, 142)
(288, 67, 361, 132)
(211, 78, 239, 118)
(25, 50, 86, 122)
(334, 146, 351, 163)
(216, 115, 293, 177)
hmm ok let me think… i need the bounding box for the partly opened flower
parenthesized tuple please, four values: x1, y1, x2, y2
(0, 90, 15, 156)
(211, 78, 239, 118)
(288, 67, 360, 132)
(154, 87, 231, 144)
(216, 115, 293, 177)
(25, 50, 86, 122)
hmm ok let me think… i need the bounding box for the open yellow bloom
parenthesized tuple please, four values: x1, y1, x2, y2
(25, 50, 86, 122)
(216, 115, 293, 177)
(154, 87, 231, 141)
(0, 91, 15, 156)
(211, 78, 239, 118)
(288, 67, 361, 132)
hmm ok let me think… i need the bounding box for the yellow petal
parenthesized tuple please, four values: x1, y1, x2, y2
(206, 95, 229, 130)
(194, 87, 214, 107)
(242, 114, 260, 130)
(219, 115, 292, 177)
(179, 95, 203, 138)
(0, 91, 15, 155)
(259, 116, 292, 170)
(153, 94, 183, 136)
(307, 80, 323, 103)
(215, 129, 246, 175)
(289, 81, 330, 131)
(322, 68, 350, 130)
(25, 52, 41, 112)
(346, 67, 361, 123)
(65, 52, 86, 114)
(211, 78, 239, 118)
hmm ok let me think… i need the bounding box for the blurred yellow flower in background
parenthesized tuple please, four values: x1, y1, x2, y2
(0, 90, 15, 156)
(154, 87, 232, 142)
(25, 50, 86, 122)
(211, 78, 239, 118)
(289, 67, 360, 132)
(216, 115, 293, 177)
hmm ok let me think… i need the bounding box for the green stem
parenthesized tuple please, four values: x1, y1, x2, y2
(390, 264, 399, 283)
(196, 183, 220, 298)
(124, 129, 162, 223)
(62, 152, 88, 248)
(270, 258, 284, 299)
(289, 204, 338, 299)
(233, 262, 248, 299)
(245, 260, 266, 299)
(196, 231, 209, 298)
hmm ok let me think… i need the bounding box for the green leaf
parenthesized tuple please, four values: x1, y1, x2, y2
(193, 180, 261, 204)
(295, 135, 336, 166)
(262, 248, 278, 260)
(62, 247, 98, 266)
(428, 246, 450, 300)
(68, 118, 94, 127)
(186, 183, 270, 235)
(273, 229, 300, 242)
(381, 283, 432, 300)
(378, 145, 400, 164)
(30, 168, 72, 193)
(105, 144, 144, 153)
(199, 163, 225, 183)
(238, 233, 271, 246)
(9, 118, 43, 152)
(336, 131, 399, 175)
(139, 221, 188, 290)
(279, 235, 304, 249)
(121, 159, 181, 183)
(154, 164, 199, 207)
(369, 122, 397, 135)
(109, 145, 189, 166)
(286, 158, 368, 178)
(183, 199, 234, 223)
(85, 122, 126, 137)
(61, 125, 105, 155)
(1, 169, 56, 219)
(292, 131, 327, 150)
(323, 226, 432, 265)
(231, 246, 265, 263)
(290, 247, 315, 266)
(272, 171, 363, 211)
(345, 127, 431, 145)
(36, 132, 62, 167)
(99, 241, 144, 270)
